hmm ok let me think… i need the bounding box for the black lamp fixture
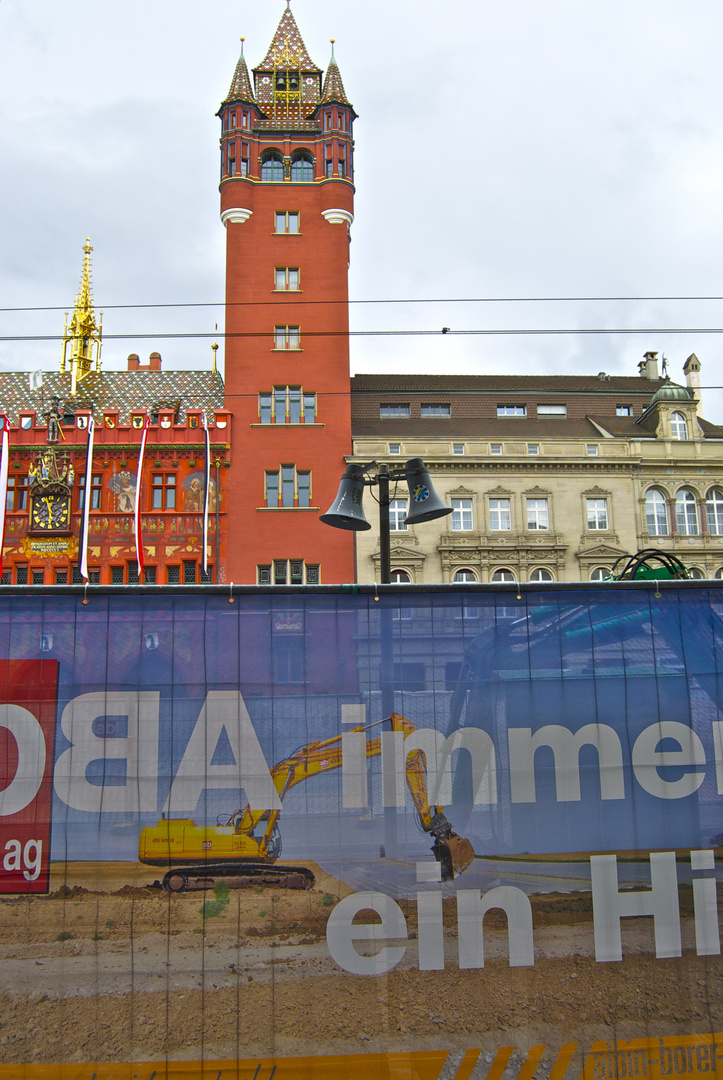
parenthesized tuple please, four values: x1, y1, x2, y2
(320, 458, 452, 583)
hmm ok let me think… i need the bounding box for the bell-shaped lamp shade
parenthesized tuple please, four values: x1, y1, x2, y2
(403, 458, 453, 525)
(319, 465, 371, 531)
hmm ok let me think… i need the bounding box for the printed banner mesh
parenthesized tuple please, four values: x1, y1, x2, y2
(0, 587, 722, 1076)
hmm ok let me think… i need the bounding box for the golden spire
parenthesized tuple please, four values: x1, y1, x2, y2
(61, 238, 103, 396)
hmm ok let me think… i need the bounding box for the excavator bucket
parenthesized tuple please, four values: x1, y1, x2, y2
(434, 831, 475, 880)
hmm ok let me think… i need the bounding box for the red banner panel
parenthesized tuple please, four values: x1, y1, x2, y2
(0, 659, 58, 893)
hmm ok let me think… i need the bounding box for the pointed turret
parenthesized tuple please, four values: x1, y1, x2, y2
(61, 238, 102, 397)
(253, 5, 323, 125)
(321, 42, 351, 106)
(223, 38, 255, 105)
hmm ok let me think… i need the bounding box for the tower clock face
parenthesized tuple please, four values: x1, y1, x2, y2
(30, 494, 70, 533)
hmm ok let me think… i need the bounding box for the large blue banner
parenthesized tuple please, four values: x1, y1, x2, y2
(1, 585, 722, 1077)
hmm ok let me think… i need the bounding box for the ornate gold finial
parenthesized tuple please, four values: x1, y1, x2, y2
(211, 341, 219, 374)
(61, 238, 102, 396)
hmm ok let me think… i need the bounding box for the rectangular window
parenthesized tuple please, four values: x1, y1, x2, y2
(616, 405, 632, 416)
(338, 146, 347, 178)
(240, 144, 249, 176)
(144, 566, 157, 584)
(451, 498, 473, 531)
(586, 444, 599, 456)
(264, 560, 318, 585)
(151, 473, 176, 510)
(274, 635, 305, 684)
(265, 466, 311, 508)
(527, 444, 539, 456)
(167, 566, 180, 585)
(453, 444, 465, 455)
(111, 565, 124, 584)
(379, 403, 410, 418)
(261, 387, 316, 424)
(15, 565, 28, 585)
(54, 570, 67, 585)
(241, 111, 249, 128)
(274, 325, 301, 350)
(497, 405, 526, 417)
(128, 563, 140, 585)
(390, 498, 408, 532)
(78, 473, 102, 511)
(538, 404, 567, 417)
(393, 662, 426, 693)
(490, 444, 503, 456)
(325, 111, 332, 130)
(31, 570, 44, 584)
(388, 443, 401, 455)
(227, 144, 236, 176)
(274, 267, 300, 291)
(325, 144, 333, 178)
(275, 211, 300, 234)
(420, 403, 451, 418)
(489, 498, 511, 531)
(526, 498, 549, 531)
(586, 498, 609, 530)
(5, 475, 29, 512)
(183, 560, 196, 584)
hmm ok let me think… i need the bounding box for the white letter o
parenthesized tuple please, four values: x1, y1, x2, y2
(0, 705, 46, 816)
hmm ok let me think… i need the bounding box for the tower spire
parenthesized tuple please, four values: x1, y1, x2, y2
(61, 238, 102, 396)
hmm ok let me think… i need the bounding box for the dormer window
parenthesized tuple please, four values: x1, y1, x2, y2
(670, 412, 688, 440)
(261, 151, 284, 182)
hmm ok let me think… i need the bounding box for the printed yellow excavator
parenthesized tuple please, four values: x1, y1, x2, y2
(139, 713, 475, 892)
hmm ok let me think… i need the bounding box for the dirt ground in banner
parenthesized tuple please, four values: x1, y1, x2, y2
(0, 861, 722, 1067)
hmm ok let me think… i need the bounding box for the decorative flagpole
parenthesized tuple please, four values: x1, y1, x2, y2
(202, 412, 210, 579)
(134, 414, 150, 579)
(0, 415, 10, 577)
(79, 417, 95, 581)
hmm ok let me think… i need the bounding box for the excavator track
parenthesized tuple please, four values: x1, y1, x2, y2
(162, 862, 315, 893)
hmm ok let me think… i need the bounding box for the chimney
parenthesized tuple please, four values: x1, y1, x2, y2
(638, 351, 660, 381)
(127, 351, 162, 372)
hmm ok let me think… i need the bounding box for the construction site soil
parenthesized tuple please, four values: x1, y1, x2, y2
(0, 862, 721, 1067)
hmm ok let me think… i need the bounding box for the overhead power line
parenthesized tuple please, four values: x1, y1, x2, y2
(2, 328, 723, 344)
(3, 294, 723, 314)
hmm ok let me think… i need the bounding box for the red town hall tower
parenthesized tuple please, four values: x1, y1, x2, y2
(219, 7, 356, 585)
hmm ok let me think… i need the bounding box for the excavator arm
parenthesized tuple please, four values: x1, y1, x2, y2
(229, 712, 474, 879)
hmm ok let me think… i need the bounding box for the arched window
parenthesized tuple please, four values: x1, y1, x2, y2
(715, 568, 723, 580)
(670, 412, 688, 440)
(590, 567, 610, 581)
(676, 489, 699, 536)
(260, 151, 284, 182)
(687, 567, 704, 579)
(390, 569, 411, 583)
(529, 567, 554, 582)
(645, 488, 669, 536)
(453, 569, 477, 583)
(290, 152, 314, 182)
(707, 488, 723, 535)
(491, 568, 516, 582)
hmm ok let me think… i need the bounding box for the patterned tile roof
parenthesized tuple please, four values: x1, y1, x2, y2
(223, 42, 255, 105)
(257, 8, 321, 73)
(0, 369, 225, 426)
(321, 57, 350, 105)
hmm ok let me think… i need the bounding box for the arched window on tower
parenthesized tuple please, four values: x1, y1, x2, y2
(261, 151, 284, 182)
(675, 488, 699, 536)
(645, 488, 669, 536)
(671, 412, 689, 440)
(291, 152, 314, 183)
(706, 488, 723, 535)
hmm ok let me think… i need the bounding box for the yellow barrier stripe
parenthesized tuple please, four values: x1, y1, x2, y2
(453, 1049, 482, 1080)
(548, 1043, 578, 1080)
(516, 1045, 546, 1080)
(483, 1047, 515, 1080)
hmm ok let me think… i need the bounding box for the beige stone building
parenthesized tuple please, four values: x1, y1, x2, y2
(349, 352, 723, 584)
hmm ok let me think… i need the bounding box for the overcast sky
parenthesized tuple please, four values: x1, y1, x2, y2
(2, 1, 723, 419)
